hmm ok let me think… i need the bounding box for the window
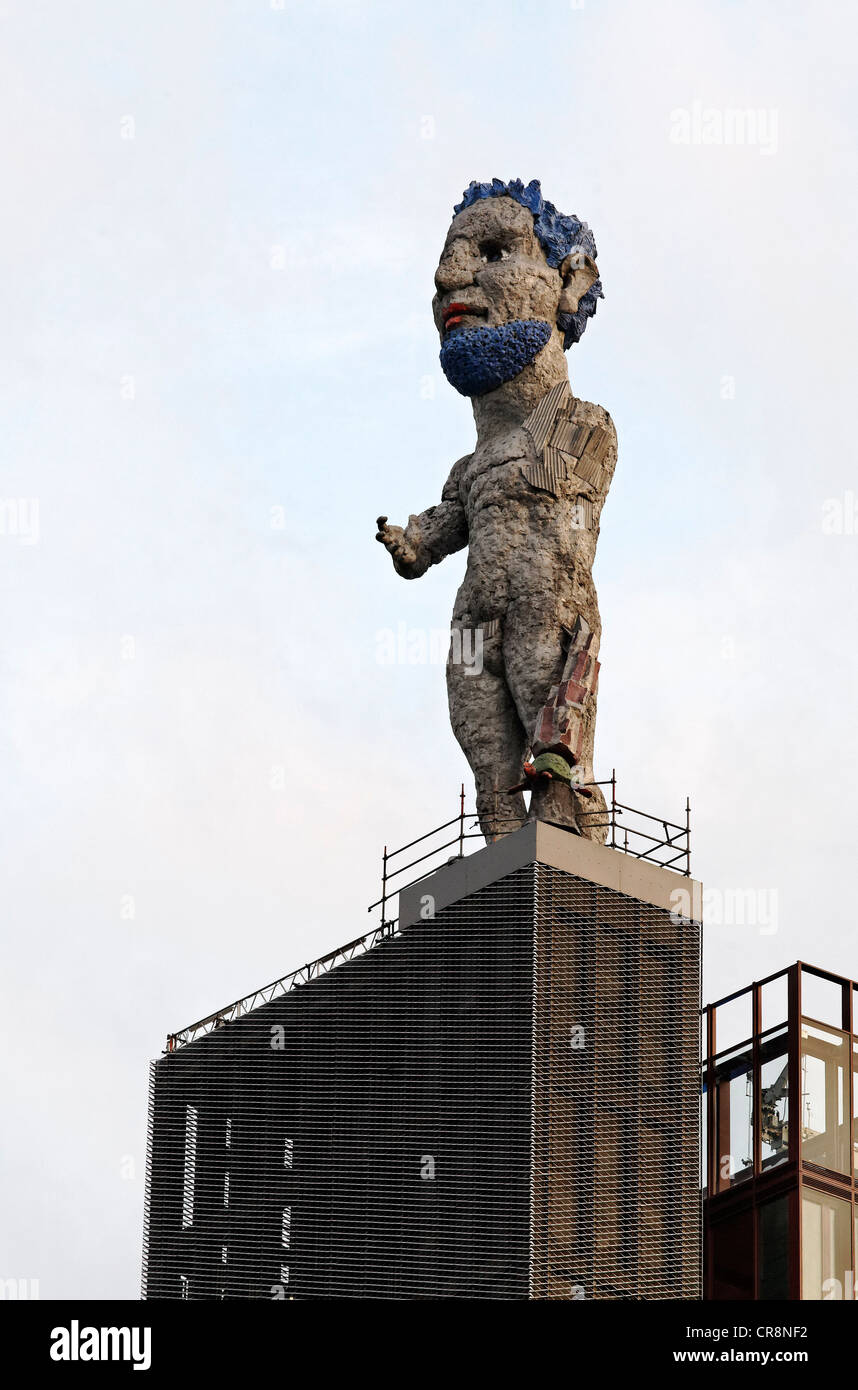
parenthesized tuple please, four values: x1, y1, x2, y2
(280, 1264, 289, 1288)
(760, 974, 788, 1034)
(221, 1246, 228, 1265)
(759, 1031, 789, 1171)
(758, 1197, 790, 1299)
(223, 1172, 230, 1208)
(801, 973, 844, 1030)
(182, 1106, 198, 1229)
(802, 1188, 853, 1299)
(179, 1274, 189, 1301)
(853, 1042, 858, 1178)
(281, 1206, 291, 1249)
(714, 1047, 753, 1190)
(801, 1022, 850, 1175)
(284, 1137, 293, 1170)
(709, 1208, 754, 1299)
(225, 1118, 231, 1149)
(714, 993, 752, 1054)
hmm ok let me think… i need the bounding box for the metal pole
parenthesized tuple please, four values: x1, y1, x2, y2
(381, 845, 388, 924)
(685, 796, 691, 877)
(459, 783, 465, 856)
(611, 768, 617, 849)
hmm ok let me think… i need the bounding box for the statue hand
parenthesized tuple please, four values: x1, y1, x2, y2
(375, 515, 419, 568)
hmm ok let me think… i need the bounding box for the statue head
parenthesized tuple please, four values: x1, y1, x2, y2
(433, 179, 602, 397)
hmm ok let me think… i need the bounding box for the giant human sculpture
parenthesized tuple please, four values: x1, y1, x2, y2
(376, 180, 616, 841)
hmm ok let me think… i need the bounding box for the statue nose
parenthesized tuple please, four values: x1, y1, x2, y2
(434, 247, 474, 294)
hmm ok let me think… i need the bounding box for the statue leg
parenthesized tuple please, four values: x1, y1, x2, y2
(502, 598, 608, 842)
(446, 619, 527, 840)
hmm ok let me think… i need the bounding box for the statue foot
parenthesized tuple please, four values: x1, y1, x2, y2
(526, 776, 580, 832)
(573, 782, 609, 844)
(509, 754, 609, 843)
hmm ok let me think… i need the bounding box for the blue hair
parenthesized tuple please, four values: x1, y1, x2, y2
(452, 178, 603, 348)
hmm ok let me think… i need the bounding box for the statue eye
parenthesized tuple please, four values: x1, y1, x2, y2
(480, 242, 509, 264)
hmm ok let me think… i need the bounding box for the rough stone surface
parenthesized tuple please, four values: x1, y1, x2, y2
(376, 185, 616, 841)
(452, 177, 603, 346)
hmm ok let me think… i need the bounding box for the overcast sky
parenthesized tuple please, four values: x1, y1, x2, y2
(2, 0, 857, 1299)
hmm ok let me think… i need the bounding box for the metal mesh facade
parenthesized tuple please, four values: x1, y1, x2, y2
(143, 859, 701, 1300)
(531, 864, 701, 1299)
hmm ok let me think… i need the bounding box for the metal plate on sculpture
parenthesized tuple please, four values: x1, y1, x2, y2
(523, 379, 572, 453)
(522, 447, 568, 496)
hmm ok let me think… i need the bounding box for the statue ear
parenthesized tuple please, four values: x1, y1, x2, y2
(558, 251, 599, 315)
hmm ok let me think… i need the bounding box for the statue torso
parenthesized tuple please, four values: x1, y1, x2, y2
(450, 382, 617, 620)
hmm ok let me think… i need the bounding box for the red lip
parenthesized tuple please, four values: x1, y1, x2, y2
(442, 301, 486, 331)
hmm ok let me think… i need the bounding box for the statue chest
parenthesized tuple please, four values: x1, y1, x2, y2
(459, 432, 595, 531)
(458, 428, 533, 511)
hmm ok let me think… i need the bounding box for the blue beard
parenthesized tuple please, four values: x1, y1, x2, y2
(439, 318, 553, 397)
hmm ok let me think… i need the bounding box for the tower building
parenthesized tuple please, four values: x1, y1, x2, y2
(143, 817, 702, 1301)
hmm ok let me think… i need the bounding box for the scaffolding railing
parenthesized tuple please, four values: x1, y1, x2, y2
(164, 772, 690, 1054)
(366, 771, 691, 924)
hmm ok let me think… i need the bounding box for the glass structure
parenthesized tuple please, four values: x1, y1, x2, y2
(704, 962, 858, 1300)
